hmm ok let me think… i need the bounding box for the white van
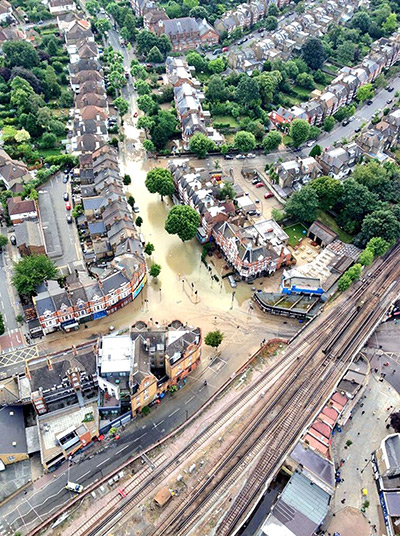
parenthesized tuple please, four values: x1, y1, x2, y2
(228, 275, 237, 288)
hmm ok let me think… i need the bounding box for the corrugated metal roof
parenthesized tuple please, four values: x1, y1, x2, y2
(280, 472, 330, 524)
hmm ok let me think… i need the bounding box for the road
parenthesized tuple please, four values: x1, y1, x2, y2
(0, 315, 298, 535)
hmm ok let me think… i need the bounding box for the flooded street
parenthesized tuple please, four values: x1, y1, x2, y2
(44, 103, 299, 365)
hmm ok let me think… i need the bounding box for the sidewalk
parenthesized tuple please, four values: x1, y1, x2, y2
(323, 372, 399, 534)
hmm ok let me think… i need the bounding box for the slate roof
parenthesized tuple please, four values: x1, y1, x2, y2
(308, 221, 337, 245)
(0, 406, 27, 455)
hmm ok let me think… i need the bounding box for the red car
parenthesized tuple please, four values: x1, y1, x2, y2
(255, 182, 264, 188)
(65, 202, 71, 210)
(133, 111, 138, 117)
(264, 192, 274, 199)
(222, 46, 229, 52)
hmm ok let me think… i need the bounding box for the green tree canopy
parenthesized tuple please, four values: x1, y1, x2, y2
(357, 83, 374, 102)
(323, 116, 335, 132)
(309, 144, 322, 158)
(113, 97, 129, 116)
(308, 176, 343, 211)
(12, 255, 58, 297)
(149, 263, 161, 278)
(3, 41, 39, 68)
(165, 205, 200, 242)
(145, 168, 175, 200)
(144, 242, 155, 255)
(284, 188, 319, 224)
(205, 329, 224, 349)
(0, 235, 8, 250)
(358, 248, 374, 266)
(360, 209, 400, 245)
(301, 38, 326, 70)
(235, 75, 261, 109)
(290, 119, 310, 147)
(262, 131, 282, 153)
(0, 313, 4, 336)
(218, 181, 236, 200)
(234, 131, 256, 153)
(366, 236, 390, 257)
(146, 46, 164, 64)
(186, 51, 207, 72)
(189, 132, 215, 158)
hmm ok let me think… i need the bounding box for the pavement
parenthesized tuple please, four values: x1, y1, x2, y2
(38, 172, 82, 269)
(325, 371, 398, 534)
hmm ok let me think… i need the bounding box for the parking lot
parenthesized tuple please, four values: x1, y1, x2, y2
(38, 172, 82, 269)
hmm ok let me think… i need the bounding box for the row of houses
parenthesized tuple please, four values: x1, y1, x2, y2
(271, 104, 400, 197)
(166, 57, 224, 150)
(25, 12, 146, 337)
(230, 0, 359, 74)
(1, 322, 201, 472)
(270, 30, 400, 128)
(169, 160, 293, 280)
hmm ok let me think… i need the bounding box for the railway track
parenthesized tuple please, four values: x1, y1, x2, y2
(43, 244, 400, 536)
(143, 245, 400, 536)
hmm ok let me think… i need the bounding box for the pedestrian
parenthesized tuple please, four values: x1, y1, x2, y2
(341, 498, 346, 504)
(393, 370, 396, 374)
(357, 432, 360, 436)
(362, 410, 365, 415)
(373, 410, 376, 415)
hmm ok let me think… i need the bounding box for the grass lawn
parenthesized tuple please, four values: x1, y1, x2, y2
(212, 115, 240, 128)
(283, 223, 308, 247)
(316, 209, 353, 243)
(292, 85, 312, 100)
(39, 147, 63, 158)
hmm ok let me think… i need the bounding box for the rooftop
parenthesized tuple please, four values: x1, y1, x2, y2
(0, 406, 27, 455)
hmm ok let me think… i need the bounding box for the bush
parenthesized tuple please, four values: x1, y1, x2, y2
(141, 406, 150, 415)
(123, 174, 131, 185)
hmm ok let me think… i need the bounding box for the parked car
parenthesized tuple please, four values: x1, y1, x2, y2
(66, 215, 73, 224)
(247, 153, 256, 159)
(252, 178, 259, 185)
(63, 192, 69, 201)
(228, 275, 237, 288)
(307, 140, 314, 147)
(247, 209, 257, 216)
(366, 99, 373, 105)
(63, 176, 69, 183)
(255, 182, 264, 188)
(224, 154, 234, 160)
(65, 482, 83, 493)
(236, 154, 246, 159)
(10, 235, 16, 245)
(212, 49, 222, 55)
(65, 202, 71, 210)
(221, 46, 229, 52)
(342, 119, 350, 126)
(387, 98, 393, 104)
(133, 111, 138, 117)
(264, 192, 274, 199)
(133, 205, 140, 213)
(387, 86, 394, 92)
(355, 127, 361, 133)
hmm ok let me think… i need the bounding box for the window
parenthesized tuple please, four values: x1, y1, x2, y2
(8, 456, 15, 461)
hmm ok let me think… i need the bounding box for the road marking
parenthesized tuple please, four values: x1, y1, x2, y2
(185, 396, 195, 405)
(116, 445, 130, 455)
(133, 433, 146, 443)
(168, 409, 180, 417)
(153, 420, 164, 428)
(77, 470, 91, 481)
(96, 458, 109, 468)
(1, 300, 4, 308)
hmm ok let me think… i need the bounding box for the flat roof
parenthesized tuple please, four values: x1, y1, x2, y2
(290, 442, 335, 488)
(100, 334, 132, 373)
(0, 406, 27, 455)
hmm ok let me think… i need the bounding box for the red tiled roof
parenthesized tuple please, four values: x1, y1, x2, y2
(322, 406, 339, 421)
(303, 434, 329, 457)
(332, 392, 348, 407)
(7, 196, 36, 216)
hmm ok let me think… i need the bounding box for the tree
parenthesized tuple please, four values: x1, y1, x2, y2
(3, 41, 39, 68)
(268, 4, 279, 16)
(135, 79, 151, 96)
(323, 116, 335, 132)
(309, 144, 322, 158)
(165, 205, 200, 242)
(296, 72, 315, 89)
(145, 168, 175, 200)
(359, 248, 374, 266)
(366, 237, 390, 257)
(93, 18, 111, 35)
(262, 131, 282, 153)
(218, 181, 236, 200)
(0, 312, 4, 336)
(264, 15, 278, 31)
(301, 38, 326, 70)
(206, 75, 229, 102)
(143, 139, 155, 153)
(308, 176, 343, 211)
(272, 208, 284, 222)
(127, 195, 135, 208)
(86, 0, 99, 15)
(149, 263, 161, 278)
(285, 188, 319, 224)
(208, 58, 225, 74)
(151, 110, 177, 149)
(205, 330, 224, 350)
(123, 174, 131, 185)
(236, 75, 261, 110)
(12, 255, 58, 297)
(137, 116, 155, 133)
(357, 84, 374, 102)
(135, 216, 143, 227)
(290, 119, 310, 147)
(234, 131, 256, 154)
(352, 11, 371, 33)
(40, 132, 57, 149)
(189, 132, 215, 158)
(146, 46, 163, 64)
(165, 0, 182, 18)
(360, 209, 400, 245)
(113, 97, 129, 116)
(144, 242, 155, 255)
(337, 273, 353, 291)
(186, 51, 207, 72)
(0, 235, 8, 250)
(383, 13, 397, 34)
